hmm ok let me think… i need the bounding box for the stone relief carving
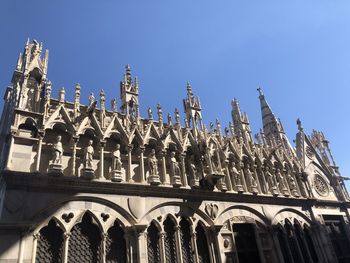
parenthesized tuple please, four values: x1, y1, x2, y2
(205, 203, 219, 220)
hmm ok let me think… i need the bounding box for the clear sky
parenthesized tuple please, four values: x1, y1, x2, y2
(0, 1, 349, 188)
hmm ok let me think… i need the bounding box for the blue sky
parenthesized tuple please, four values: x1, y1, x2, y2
(0, 1, 349, 188)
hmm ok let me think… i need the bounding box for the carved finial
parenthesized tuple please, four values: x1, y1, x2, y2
(157, 103, 163, 123)
(59, 87, 65, 103)
(187, 81, 192, 92)
(184, 118, 190, 129)
(167, 113, 173, 126)
(257, 86, 263, 96)
(111, 98, 117, 113)
(148, 107, 153, 120)
(175, 108, 180, 125)
(89, 93, 95, 107)
(100, 89, 105, 110)
(297, 118, 303, 132)
(210, 122, 215, 134)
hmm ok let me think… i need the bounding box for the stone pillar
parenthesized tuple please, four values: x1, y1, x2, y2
(139, 147, 145, 183)
(101, 232, 107, 263)
(206, 227, 222, 263)
(62, 232, 70, 263)
(31, 233, 40, 263)
(127, 144, 133, 182)
(135, 227, 148, 263)
(5, 132, 15, 170)
(174, 225, 183, 263)
(35, 134, 44, 172)
(223, 161, 233, 192)
(161, 150, 168, 185)
(71, 136, 78, 176)
(159, 231, 166, 263)
(180, 153, 189, 188)
(99, 140, 106, 179)
(190, 227, 199, 263)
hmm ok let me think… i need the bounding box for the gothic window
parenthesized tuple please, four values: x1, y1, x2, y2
(163, 217, 177, 263)
(196, 223, 210, 263)
(294, 221, 314, 263)
(35, 220, 63, 263)
(323, 215, 350, 263)
(284, 220, 304, 263)
(68, 213, 102, 263)
(276, 225, 293, 263)
(106, 222, 126, 263)
(147, 222, 161, 263)
(179, 218, 194, 263)
(304, 226, 319, 263)
(232, 223, 261, 263)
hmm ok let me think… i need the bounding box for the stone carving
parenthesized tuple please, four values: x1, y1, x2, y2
(205, 203, 219, 220)
(48, 135, 63, 176)
(147, 149, 160, 185)
(187, 155, 199, 188)
(110, 144, 123, 182)
(62, 212, 74, 223)
(264, 165, 278, 195)
(230, 161, 244, 192)
(244, 162, 258, 193)
(314, 174, 329, 197)
(285, 167, 299, 197)
(81, 140, 95, 179)
(169, 151, 182, 187)
(276, 168, 289, 196)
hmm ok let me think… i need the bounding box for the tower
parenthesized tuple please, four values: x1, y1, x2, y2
(183, 82, 203, 138)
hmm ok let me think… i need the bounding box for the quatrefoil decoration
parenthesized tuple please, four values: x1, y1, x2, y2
(101, 213, 110, 222)
(62, 212, 74, 223)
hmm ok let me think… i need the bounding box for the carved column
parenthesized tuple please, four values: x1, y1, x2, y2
(101, 232, 107, 263)
(62, 232, 70, 263)
(127, 144, 133, 182)
(71, 136, 78, 176)
(99, 140, 106, 179)
(35, 133, 44, 172)
(180, 153, 189, 187)
(160, 150, 168, 185)
(224, 161, 233, 192)
(174, 225, 183, 263)
(159, 231, 166, 263)
(135, 227, 148, 263)
(31, 233, 40, 263)
(139, 146, 145, 183)
(190, 227, 199, 263)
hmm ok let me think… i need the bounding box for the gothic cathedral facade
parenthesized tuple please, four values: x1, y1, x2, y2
(0, 40, 350, 263)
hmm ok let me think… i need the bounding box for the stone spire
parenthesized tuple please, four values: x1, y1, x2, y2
(257, 87, 293, 154)
(231, 98, 253, 145)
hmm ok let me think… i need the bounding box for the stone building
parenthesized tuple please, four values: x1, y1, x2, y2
(0, 39, 350, 263)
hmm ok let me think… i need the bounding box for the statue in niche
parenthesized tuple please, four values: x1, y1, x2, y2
(52, 135, 63, 164)
(188, 155, 199, 187)
(170, 151, 180, 176)
(264, 164, 278, 195)
(147, 149, 161, 185)
(285, 166, 298, 196)
(230, 162, 242, 186)
(170, 151, 182, 186)
(84, 140, 94, 169)
(111, 144, 122, 171)
(276, 168, 289, 195)
(48, 135, 64, 176)
(147, 149, 158, 175)
(244, 162, 257, 187)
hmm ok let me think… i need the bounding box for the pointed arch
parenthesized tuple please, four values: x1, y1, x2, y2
(147, 221, 161, 263)
(36, 219, 64, 263)
(106, 220, 127, 263)
(195, 222, 210, 263)
(179, 217, 194, 263)
(163, 216, 178, 262)
(68, 212, 102, 263)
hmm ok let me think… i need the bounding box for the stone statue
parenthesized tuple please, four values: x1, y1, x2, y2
(170, 151, 182, 186)
(84, 140, 94, 169)
(230, 162, 242, 186)
(147, 107, 153, 120)
(111, 144, 122, 171)
(170, 151, 180, 176)
(188, 155, 199, 187)
(89, 93, 95, 106)
(264, 165, 276, 189)
(52, 135, 63, 164)
(147, 149, 158, 175)
(276, 168, 288, 195)
(245, 163, 257, 187)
